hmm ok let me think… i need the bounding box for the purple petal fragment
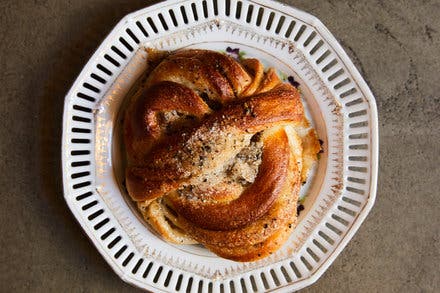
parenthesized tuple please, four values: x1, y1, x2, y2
(226, 47, 240, 59)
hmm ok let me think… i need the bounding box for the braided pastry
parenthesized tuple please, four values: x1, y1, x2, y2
(123, 49, 321, 261)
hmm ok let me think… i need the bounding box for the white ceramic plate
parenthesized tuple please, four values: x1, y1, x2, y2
(62, 0, 378, 292)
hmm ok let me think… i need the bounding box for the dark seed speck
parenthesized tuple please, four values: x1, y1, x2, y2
(288, 76, 300, 88)
(297, 204, 305, 215)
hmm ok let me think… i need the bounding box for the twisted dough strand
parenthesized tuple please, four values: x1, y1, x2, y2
(123, 49, 319, 261)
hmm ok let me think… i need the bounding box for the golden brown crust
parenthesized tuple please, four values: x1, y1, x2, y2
(164, 128, 302, 255)
(125, 89, 304, 202)
(145, 49, 252, 103)
(123, 48, 320, 262)
(206, 225, 293, 262)
(167, 128, 290, 231)
(240, 58, 265, 97)
(124, 81, 211, 163)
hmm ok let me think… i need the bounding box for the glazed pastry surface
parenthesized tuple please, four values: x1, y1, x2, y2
(124, 49, 320, 262)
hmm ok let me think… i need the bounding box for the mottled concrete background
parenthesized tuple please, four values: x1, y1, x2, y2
(0, 0, 439, 292)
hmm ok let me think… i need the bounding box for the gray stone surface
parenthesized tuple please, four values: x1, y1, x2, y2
(0, 0, 439, 292)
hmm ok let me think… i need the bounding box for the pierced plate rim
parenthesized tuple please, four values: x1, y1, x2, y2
(61, 0, 379, 292)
